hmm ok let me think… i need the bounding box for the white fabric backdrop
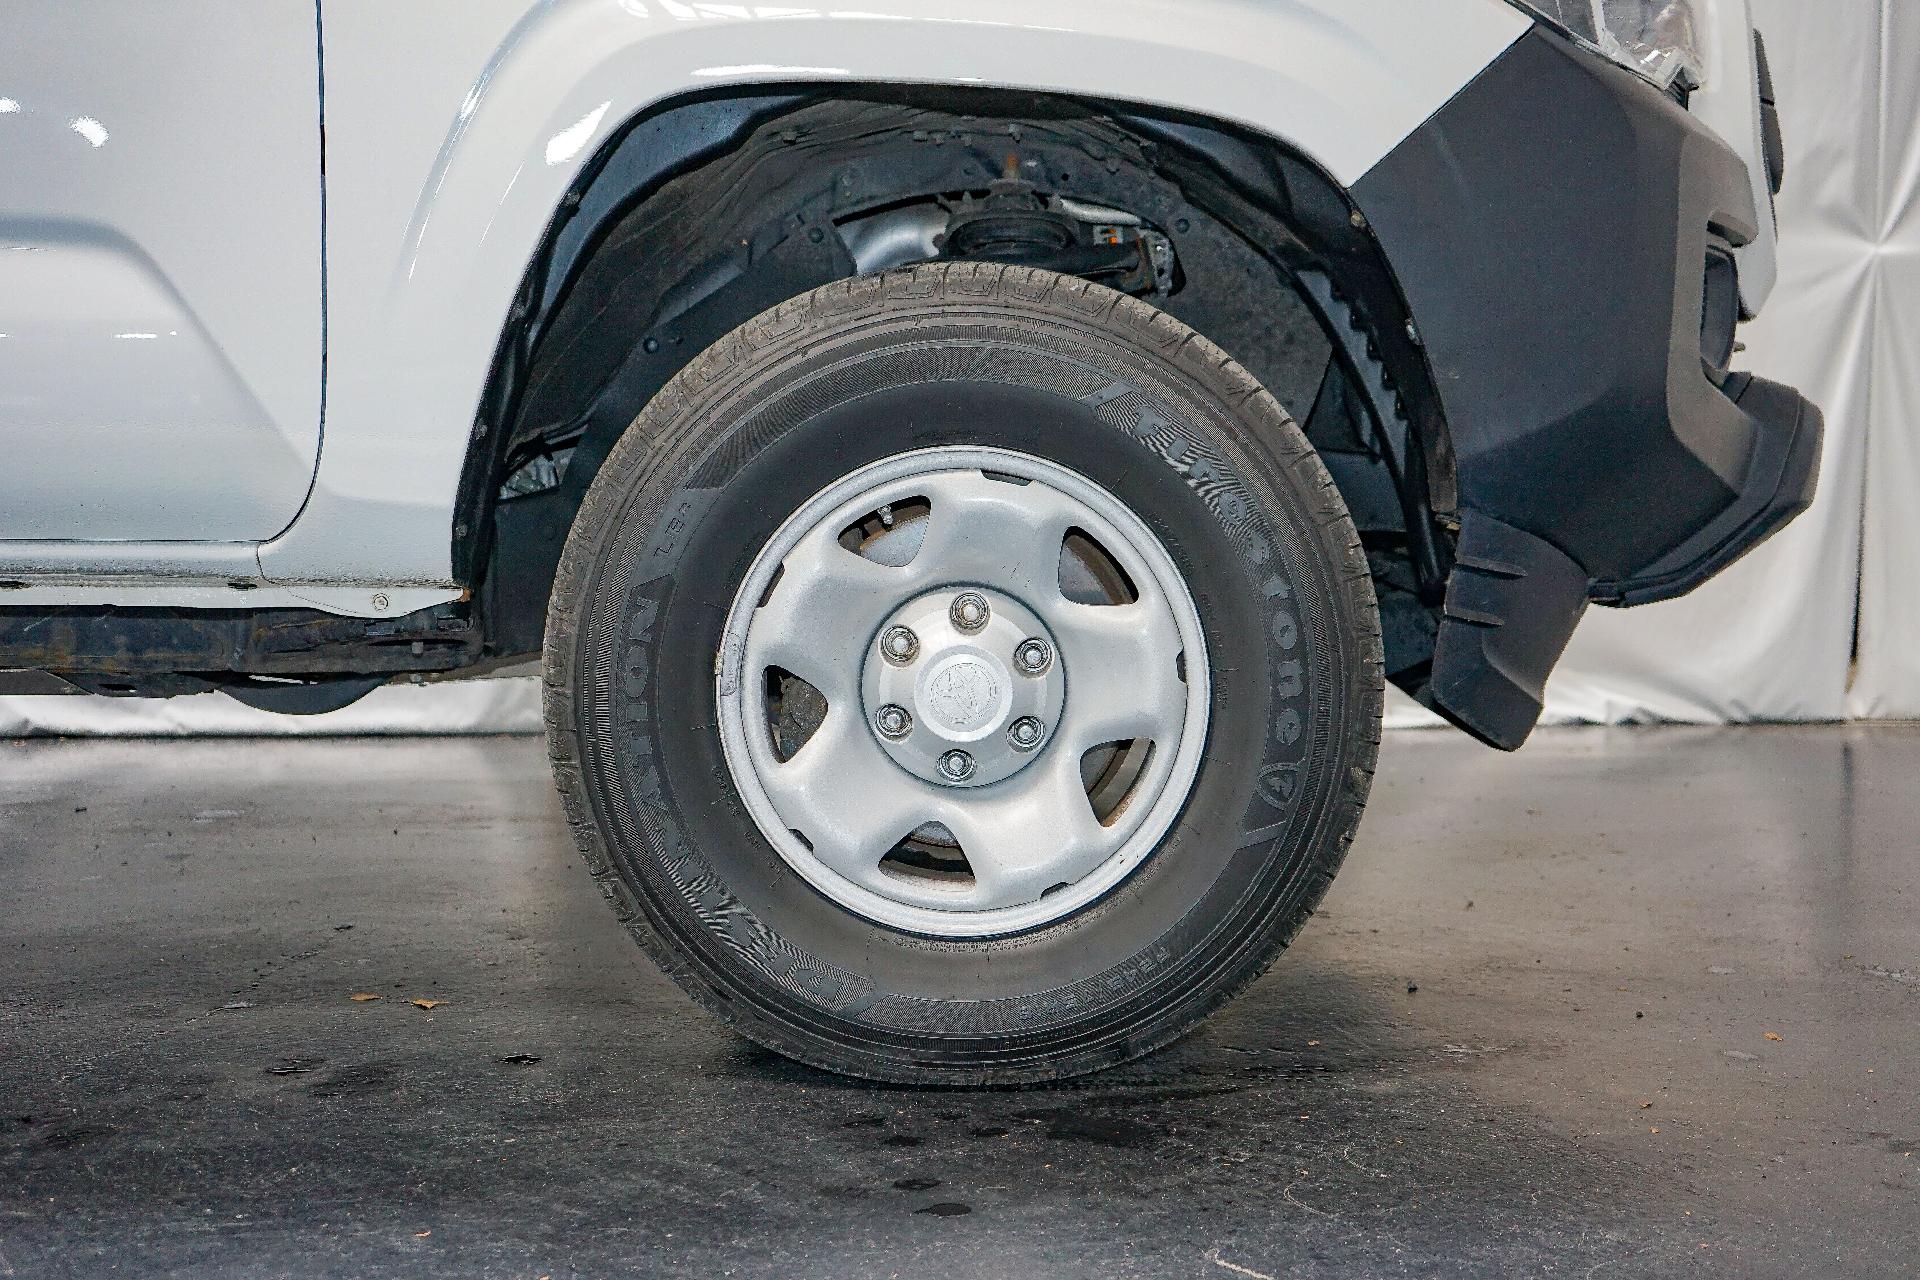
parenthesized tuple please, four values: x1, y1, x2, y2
(1, 1, 1909, 736)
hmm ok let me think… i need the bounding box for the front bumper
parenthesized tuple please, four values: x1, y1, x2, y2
(1350, 25, 1823, 748)
(1592, 371, 1820, 606)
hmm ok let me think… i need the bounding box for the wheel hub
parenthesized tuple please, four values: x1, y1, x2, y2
(861, 587, 1065, 790)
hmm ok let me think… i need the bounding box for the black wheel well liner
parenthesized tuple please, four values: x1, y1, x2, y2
(454, 83, 1456, 667)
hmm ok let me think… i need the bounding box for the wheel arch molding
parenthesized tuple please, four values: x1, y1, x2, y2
(455, 87, 1479, 673)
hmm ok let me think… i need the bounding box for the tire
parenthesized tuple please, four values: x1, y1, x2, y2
(545, 262, 1382, 1084)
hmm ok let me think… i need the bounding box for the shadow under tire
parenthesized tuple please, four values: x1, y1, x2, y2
(544, 262, 1383, 1084)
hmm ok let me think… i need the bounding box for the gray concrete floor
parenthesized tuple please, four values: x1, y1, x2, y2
(0, 726, 1914, 1278)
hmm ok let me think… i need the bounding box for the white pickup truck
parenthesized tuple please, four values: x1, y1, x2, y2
(0, 0, 1817, 1081)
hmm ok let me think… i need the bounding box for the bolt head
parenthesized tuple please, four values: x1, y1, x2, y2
(874, 704, 912, 739)
(949, 592, 990, 634)
(937, 749, 976, 782)
(1009, 716, 1044, 751)
(1014, 638, 1053, 675)
(880, 625, 919, 663)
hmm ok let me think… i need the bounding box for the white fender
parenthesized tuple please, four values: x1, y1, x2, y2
(263, 0, 1528, 597)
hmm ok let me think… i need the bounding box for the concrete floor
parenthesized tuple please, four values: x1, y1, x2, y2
(0, 726, 1913, 1278)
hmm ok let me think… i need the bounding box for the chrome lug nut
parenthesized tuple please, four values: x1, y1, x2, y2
(937, 749, 977, 783)
(1008, 716, 1045, 751)
(1014, 637, 1053, 675)
(880, 625, 920, 663)
(874, 704, 913, 739)
(949, 592, 990, 634)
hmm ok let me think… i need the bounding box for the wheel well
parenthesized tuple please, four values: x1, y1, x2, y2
(459, 84, 1455, 695)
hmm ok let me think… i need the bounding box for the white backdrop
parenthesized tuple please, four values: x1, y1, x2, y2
(2, 0, 1910, 736)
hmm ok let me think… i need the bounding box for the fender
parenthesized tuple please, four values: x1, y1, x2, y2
(246, 0, 1526, 604)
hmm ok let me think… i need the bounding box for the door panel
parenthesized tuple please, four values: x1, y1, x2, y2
(0, 3, 323, 541)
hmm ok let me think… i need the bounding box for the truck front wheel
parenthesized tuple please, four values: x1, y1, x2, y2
(544, 263, 1382, 1084)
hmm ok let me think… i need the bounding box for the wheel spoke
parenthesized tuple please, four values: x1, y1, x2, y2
(906, 470, 1082, 600)
(745, 526, 902, 704)
(758, 706, 929, 888)
(1052, 599, 1189, 753)
(938, 750, 1118, 909)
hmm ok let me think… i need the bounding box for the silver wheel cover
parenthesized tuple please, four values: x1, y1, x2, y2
(715, 446, 1210, 938)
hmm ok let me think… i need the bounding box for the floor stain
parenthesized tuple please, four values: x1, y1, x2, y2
(307, 1063, 397, 1100)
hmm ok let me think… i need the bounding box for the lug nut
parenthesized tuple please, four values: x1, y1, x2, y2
(949, 592, 990, 634)
(874, 704, 913, 739)
(1008, 716, 1045, 751)
(1014, 637, 1053, 675)
(937, 749, 977, 783)
(880, 625, 919, 663)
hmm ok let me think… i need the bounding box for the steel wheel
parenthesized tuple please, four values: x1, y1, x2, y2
(717, 446, 1209, 937)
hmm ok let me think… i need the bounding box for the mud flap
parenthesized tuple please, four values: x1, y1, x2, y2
(1417, 511, 1588, 751)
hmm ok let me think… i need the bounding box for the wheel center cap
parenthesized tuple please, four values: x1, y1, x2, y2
(920, 654, 1007, 737)
(861, 586, 1067, 789)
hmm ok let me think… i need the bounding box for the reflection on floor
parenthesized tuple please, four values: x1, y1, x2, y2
(0, 727, 1913, 1278)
